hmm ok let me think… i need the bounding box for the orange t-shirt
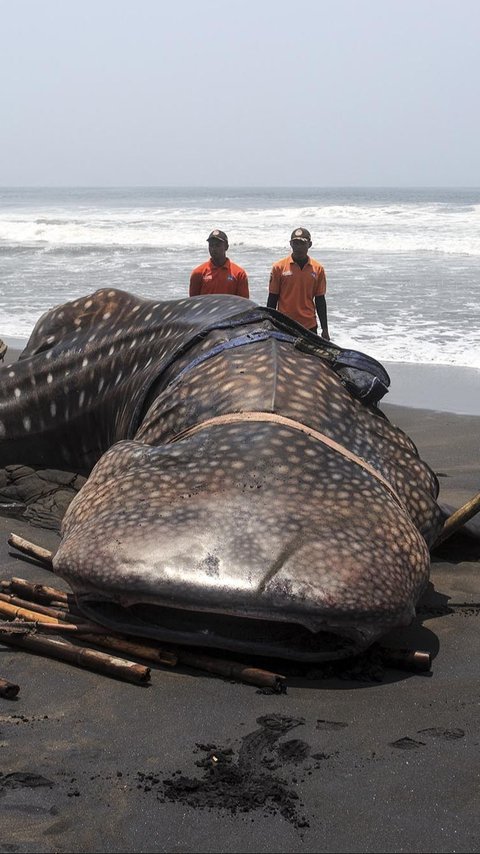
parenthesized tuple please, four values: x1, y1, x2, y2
(189, 259, 249, 298)
(268, 255, 326, 328)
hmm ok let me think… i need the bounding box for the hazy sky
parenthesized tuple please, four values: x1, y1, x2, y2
(1, 0, 479, 186)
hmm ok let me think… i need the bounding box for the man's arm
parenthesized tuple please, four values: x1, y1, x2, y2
(314, 295, 330, 340)
(267, 265, 280, 310)
(237, 270, 250, 299)
(189, 271, 202, 297)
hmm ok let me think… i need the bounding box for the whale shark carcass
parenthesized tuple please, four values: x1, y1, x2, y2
(0, 288, 444, 661)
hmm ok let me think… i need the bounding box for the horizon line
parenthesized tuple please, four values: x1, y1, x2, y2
(1, 184, 479, 191)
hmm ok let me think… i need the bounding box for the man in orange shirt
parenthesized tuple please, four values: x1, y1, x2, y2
(189, 230, 249, 298)
(267, 228, 330, 339)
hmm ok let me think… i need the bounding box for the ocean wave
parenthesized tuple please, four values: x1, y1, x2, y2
(331, 324, 480, 370)
(0, 200, 479, 256)
(1, 303, 479, 370)
(1, 189, 479, 370)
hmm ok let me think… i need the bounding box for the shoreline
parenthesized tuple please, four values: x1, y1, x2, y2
(383, 361, 480, 416)
(2, 336, 480, 416)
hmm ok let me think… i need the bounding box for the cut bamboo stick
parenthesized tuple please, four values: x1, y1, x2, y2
(0, 599, 110, 634)
(176, 649, 287, 692)
(0, 571, 286, 689)
(6, 578, 84, 617)
(0, 579, 189, 671)
(0, 595, 176, 665)
(78, 633, 177, 667)
(0, 620, 101, 635)
(379, 646, 432, 672)
(0, 677, 19, 699)
(432, 492, 480, 549)
(8, 577, 69, 605)
(0, 592, 79, 622)
(7, 533, 53, 567)
(0, 598, 72, 626)
(0, 631, 150, 684)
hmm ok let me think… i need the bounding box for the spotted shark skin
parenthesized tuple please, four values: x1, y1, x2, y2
(0, 288, 444, 660)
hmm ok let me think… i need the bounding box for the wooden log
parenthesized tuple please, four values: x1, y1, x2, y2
(0, 677, 19, 699)
(432, 491, 480, 549)
(176, 649, 287, 692)
(0, 631, 150, 685)
(7, 533, 53, 567)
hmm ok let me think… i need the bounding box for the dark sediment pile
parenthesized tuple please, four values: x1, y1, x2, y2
(138, 714, 311, 829)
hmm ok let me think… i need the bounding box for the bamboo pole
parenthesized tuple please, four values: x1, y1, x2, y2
(0, 619, 105, 635)
(0, 677, 19, 699)
(0, 599, 110, 634)
(0, 592, 80, 622)
(79, 633, 177, 667)
(4, 578, 84, 616)
(432, 491, 480, 549)
(0, 630, 150, 685)
(7, 533, 53, 567)
(1, 573, 286, 689)
(379, 646, 432, 672)
(7, 577, 69, 605)
(0, 597, 176, 665)
(0, 598, 76, 626)
(176, 649, 287, 692)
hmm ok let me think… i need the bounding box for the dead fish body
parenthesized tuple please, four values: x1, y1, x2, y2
(0, 288, 444, 660)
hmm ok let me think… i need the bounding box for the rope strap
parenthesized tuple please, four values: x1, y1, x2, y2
(170, 411, 405, 510)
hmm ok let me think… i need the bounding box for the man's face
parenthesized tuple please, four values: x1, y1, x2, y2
(290, 239, 310, 261)
(208, 238, 227, 265)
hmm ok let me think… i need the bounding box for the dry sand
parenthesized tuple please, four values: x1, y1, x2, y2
(0, 346, 479, 853)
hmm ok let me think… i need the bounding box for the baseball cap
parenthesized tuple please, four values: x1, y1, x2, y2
(290, 227, 311, 243)
(207, 229, 228, 244)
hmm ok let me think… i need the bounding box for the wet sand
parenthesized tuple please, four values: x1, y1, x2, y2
(0, 349, 479, 853)
(384, 361, 480, 416)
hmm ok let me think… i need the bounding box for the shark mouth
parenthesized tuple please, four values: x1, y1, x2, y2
(75, 597, 385, 662)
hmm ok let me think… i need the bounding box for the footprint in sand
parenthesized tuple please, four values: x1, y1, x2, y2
(316, 720, 348, 731)
(0, 772, 54, 792)
(389, 737, 426, 750)
(417, 727, 465, 740)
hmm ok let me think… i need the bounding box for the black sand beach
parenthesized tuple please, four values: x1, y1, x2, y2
(0, 346, 479, 853)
